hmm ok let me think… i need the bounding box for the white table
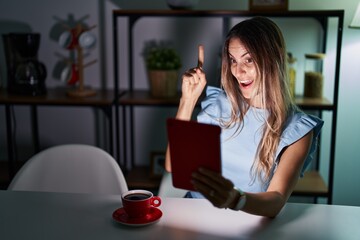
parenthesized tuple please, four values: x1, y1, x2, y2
(0, 190, 359, 240)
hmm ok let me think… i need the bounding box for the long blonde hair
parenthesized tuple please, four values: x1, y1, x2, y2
(221, 17, 297, 182)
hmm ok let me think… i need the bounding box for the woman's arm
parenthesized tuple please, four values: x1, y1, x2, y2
(192, 130, 314, 217)
(165, 45, 207, 172)
(247, 130, 314, 217)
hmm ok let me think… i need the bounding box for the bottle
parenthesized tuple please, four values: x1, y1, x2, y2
(287, 53, 297, 98)
(304, 53, 325, 98)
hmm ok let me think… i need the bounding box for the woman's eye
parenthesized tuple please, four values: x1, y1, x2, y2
(245, 57, 253, 64)
(230, 57, 237, 64)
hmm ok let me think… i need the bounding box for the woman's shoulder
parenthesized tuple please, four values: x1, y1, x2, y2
(274, 110, 324, 177)
(282, 110, 324, 144)
(201, 86, 228, 108)
(198, 86, 231, 123)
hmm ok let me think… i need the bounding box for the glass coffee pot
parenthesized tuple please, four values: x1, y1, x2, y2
(3, 33, 47, 96)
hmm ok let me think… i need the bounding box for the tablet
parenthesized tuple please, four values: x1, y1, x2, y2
(166, 118, 222, 191)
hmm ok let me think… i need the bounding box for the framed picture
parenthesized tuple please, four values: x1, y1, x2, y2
(249, 0, 288, 11)
(150, 152, 166, 179)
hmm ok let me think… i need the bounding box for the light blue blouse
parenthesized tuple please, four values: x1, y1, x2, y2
(190, 86, 324, 198)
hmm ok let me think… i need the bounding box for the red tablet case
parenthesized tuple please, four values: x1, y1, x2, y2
(166, 118, 222, 191)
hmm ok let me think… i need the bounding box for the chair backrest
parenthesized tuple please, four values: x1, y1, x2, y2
(8, 144, 128, 195)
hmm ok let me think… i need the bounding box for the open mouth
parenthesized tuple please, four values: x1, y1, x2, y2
(239, 80, 254, 88)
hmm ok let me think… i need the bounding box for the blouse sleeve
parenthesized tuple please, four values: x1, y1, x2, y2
(197, 86, 231, 125)
(275, 112, 324, 177)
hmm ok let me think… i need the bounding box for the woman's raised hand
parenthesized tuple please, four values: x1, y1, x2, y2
(181, 45, 207, 102)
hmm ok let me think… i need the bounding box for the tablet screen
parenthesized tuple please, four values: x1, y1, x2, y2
(166, 118, 222, 191)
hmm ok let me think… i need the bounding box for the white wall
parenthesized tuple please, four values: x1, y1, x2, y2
(290, 0, 360, 207)
(1, 0, 359, 206)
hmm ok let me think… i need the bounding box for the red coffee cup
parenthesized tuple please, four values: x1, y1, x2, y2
(121, 190, 161, 219)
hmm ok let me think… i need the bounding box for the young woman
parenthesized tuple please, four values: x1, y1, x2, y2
(165, 17, 323, 217)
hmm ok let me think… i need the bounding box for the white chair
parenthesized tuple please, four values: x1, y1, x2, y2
(158, 171, 187, 198)
(8, 144, 128, 195)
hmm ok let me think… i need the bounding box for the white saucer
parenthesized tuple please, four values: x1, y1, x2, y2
(112, 207, 162, 227)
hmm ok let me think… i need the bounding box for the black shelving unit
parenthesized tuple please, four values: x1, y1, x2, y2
(0, 88, 116, 183)
(113, 10, 343, 202)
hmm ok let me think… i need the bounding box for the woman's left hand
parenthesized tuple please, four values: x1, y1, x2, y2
(192, 168, 238, 209)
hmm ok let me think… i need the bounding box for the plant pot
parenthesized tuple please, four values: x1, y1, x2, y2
(148, 70, 178, 98)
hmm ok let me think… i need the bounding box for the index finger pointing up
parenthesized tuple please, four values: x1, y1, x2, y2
(198, 44, 204, 69)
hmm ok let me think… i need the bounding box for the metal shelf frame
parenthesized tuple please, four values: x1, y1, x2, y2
(112, 10, 343, 202)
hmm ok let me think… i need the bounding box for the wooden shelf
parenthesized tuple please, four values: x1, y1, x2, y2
(113, 9, 344, 19)
(118, 90, 333, 110)
(293, 171, 328, 197)
(295, 96, 333, 110)
(0, 88, 116, 106)
(118, 90, 181, 106)
(125, 166, 161, 190)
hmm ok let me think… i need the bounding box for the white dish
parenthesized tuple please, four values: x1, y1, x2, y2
(79, 31, 96, 49)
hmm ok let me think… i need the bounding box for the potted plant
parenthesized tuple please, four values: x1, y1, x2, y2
(144, 41, 182, 98)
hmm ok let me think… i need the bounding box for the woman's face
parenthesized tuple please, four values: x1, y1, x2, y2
(228, 38, 258, 103)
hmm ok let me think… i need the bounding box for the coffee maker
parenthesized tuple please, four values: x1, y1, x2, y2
(2, 33, 47, 96)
